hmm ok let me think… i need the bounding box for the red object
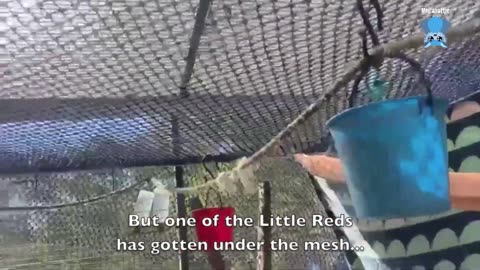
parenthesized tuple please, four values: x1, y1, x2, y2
(192, 207, 235, 251)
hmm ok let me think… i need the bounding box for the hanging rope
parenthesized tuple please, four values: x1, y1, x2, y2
(2, 12, 480, 211)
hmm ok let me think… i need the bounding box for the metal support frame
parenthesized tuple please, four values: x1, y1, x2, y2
(173, 0, 211, 268)
(175, 165, 189, 270)
(179, 0, 211, 97)
(172, 116, 189, 270)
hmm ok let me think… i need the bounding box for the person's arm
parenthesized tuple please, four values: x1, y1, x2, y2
(295, 154, 344, 183)
(295, 154, 480, 211)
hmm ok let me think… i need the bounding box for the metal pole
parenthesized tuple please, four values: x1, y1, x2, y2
(173, 0, 211, 267)
(175, 166, 189, 270)
(257, 181, 272, 270)
(179, 0, 211, 97)
(172, 116, 189, 270)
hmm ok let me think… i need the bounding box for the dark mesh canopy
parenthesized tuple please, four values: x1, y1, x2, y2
(2, 0, 479, 174)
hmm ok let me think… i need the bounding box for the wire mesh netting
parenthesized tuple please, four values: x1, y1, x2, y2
(0, 158, 348, 269)
(2, 0, 480, 174)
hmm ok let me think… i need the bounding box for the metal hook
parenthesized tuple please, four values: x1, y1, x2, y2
(349, 29, 383, 107)
(369, 0, 384, 31)
(201, 155, 216, 180)
(357, 0, 379, 46)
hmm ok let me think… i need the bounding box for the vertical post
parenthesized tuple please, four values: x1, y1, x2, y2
(175, 166, 189, 270)
(174, 0, 210, 267)
(257, 181, 272, 270)
(172, 117, 189, 270)
(179, 0, 211, 97)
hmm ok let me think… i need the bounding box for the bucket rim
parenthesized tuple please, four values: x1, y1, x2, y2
(326, 96, 448, 129)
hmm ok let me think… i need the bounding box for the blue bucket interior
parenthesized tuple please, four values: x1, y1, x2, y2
(327, 96, 450, 218)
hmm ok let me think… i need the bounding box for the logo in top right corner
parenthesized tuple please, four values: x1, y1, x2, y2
(420, 16, 451, 48)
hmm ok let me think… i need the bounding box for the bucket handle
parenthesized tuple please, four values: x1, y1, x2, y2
(201, 155, 224, 208)
(202, 155, 216, 181)
(204, 185, 224, 208)
(387, 53, 434, 110)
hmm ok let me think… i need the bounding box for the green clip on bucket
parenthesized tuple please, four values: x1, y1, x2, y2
(326, 62, 450, 218)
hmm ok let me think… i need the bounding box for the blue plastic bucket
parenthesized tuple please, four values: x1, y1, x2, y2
(326, 96, 450, 218)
